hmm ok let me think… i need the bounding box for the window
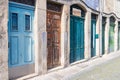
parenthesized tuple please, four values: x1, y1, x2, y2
(25, 15, 31, 31)
(12, 13, 18, 31)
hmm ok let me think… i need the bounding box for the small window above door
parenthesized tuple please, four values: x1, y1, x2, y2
(47, 1, 62, 13)
(70, 4, 86, 17)
(9, 0, 35, 6)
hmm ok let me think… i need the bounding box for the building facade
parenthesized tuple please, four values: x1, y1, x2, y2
(0, 0, 120, 79)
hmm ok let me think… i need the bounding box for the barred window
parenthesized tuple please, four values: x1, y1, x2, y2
(9, 0, 35, 6)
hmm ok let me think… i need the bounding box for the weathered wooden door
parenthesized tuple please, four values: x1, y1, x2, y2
(47, 11, 61, 69)
(70, 16, 84, 63)
(109, 24, 115, 52)
(8, 2, 34, 79)
(91, 19, 96, 57)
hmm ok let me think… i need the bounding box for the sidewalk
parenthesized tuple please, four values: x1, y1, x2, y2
(26, 51, 120, 80)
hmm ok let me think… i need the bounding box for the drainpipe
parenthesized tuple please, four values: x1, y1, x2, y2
(99, 0, 103, 57)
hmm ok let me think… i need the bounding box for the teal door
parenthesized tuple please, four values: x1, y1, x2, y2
(70, 16, 84, 63)
(8, 3, 34, 67)
(109, 24, 115, 52)
(91, 20, 96, 57)
(102, 23, 105, 55)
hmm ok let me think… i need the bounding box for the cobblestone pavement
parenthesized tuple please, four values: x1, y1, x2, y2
(26, 51, 120, 80)
(74, 55, 120, 80)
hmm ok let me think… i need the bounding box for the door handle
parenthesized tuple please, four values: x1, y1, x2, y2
(8, 42, 10, 48)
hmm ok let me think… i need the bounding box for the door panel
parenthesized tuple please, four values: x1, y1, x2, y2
(47, 11, 61, 69)
(10, 36, 19, 65)
(70, 16, 84, 63)
(24, 36, 32, 62)
(91, 20, 96, 57)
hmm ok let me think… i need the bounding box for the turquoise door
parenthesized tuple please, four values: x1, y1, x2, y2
(91, 20, 96, 57)
(102, 23, 105, 55)
(109, 24, 115, 52)
(70, 16, 84, 63)
(8, 3, 34, 67)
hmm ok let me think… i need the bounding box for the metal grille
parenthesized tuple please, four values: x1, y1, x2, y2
(47, 2, 62, 12)
(9, 0, 35, 6)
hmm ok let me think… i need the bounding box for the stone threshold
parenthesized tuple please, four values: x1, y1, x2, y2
(17, 50, 120, 80)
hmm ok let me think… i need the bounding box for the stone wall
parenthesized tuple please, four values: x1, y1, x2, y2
(103, 0, 114, 13)
(103, 0, 120, 18)
(0, 0, 8, 80)
(114, 0, 120, 17)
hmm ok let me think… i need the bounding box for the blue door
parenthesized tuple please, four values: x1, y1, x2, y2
(70, 16, 84, 63)
(8, 3, 34, 67)
(91, 19, 96, 57)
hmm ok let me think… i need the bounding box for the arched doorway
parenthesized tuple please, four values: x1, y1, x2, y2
(70, 4, 86, 63)
(109, 16, 116, 53)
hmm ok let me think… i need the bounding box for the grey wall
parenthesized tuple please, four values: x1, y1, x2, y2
(0, 0, 8, 80)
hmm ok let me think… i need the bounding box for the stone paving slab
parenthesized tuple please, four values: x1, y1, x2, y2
(26, 51, 120, 80)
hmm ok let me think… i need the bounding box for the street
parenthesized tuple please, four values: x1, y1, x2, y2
(74, 54, 120, 80)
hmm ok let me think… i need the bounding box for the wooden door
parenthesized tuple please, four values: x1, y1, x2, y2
(8, 2, 34, 79)
(70, 16, 84, 63)
(91, 20, 96, 57)
(47, 11, 61, 69)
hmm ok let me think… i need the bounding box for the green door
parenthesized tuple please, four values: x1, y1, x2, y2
(109, 24, 115, 52)
(91, 19, 96, 57)
(102, 23, 105, 55)
(70, 16, 84, 63)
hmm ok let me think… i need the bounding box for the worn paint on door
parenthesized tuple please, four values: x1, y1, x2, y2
(47, 11, 61, 69)
(91, 19, 96, 57)
(8, 3, 34, 67)
(70, 16, 84, 63)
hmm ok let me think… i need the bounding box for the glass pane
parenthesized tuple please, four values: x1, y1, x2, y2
(25, 15, 31, 31)
(12, 13, 18, 31)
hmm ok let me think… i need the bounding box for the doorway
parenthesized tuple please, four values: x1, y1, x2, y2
(8, 2, 35, 79)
